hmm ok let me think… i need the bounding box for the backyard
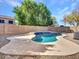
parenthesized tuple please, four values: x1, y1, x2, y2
(0, 0, 79, 59)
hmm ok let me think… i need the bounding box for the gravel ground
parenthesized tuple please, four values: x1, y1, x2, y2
(64, 33, 79, 45)
(0, 35, 10, 48)
(0, 34, 28, 48)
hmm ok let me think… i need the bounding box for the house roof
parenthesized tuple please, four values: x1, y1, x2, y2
(0, 15, 14, 20)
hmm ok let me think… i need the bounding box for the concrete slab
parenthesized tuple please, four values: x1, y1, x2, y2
(0, 35, 79, 56)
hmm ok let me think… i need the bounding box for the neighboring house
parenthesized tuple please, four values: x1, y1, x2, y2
(0, 15, 15, 24)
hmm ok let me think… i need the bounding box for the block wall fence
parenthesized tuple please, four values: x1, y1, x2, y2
(0, 24, 77, 35)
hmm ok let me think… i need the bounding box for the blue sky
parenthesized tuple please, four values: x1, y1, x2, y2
(0, 0, 79, 25)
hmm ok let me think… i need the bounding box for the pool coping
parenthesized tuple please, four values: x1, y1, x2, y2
(6, 32, 60, 45)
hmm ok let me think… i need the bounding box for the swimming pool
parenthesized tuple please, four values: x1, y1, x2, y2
(32, 32, 61, 45)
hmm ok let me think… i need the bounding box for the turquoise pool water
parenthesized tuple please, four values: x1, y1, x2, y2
(32, 32, 61, 43)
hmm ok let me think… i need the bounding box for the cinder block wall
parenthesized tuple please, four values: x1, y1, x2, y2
(0, 24, 5, 34)
(0, 24, 75, 35)
(0, 24, 48, 34)
(48, 27, 73, 33)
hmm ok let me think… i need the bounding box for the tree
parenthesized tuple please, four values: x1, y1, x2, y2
(51, 16, 57, 26)
(13, 0, 54, 26)
(64, 11, 79, 30)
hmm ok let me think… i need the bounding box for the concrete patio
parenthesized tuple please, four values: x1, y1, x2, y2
(0, 33, 79, 59)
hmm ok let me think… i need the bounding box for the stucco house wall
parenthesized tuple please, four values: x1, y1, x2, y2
(0, 15, 15, 24)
